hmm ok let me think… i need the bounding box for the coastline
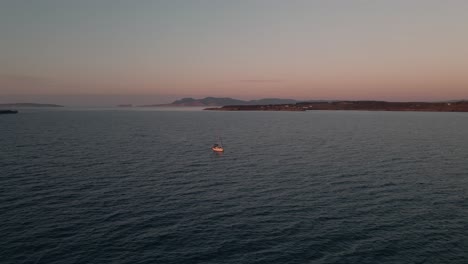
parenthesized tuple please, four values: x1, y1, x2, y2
(0, 110, 18, 114)
(205, 101, 468, 112)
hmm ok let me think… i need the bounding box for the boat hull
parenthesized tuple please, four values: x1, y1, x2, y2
(211, 147, 224, 152)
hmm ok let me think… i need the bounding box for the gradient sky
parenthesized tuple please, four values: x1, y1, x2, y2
(1, 0, 468, 104)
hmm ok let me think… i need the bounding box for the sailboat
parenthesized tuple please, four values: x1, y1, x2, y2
(211, 136, 224, 152)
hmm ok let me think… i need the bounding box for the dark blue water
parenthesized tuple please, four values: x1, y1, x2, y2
(1, 109, 467, 264)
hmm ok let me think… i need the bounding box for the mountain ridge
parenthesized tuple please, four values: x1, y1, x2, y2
(140, 97, 303, 107)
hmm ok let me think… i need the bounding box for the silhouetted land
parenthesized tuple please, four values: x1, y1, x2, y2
(0, 110, 18, 114)
(140, 97, 300, 107)
(205, 101, 468, 112)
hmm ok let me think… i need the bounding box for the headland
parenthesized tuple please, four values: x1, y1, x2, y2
(0, 110, 18, 114)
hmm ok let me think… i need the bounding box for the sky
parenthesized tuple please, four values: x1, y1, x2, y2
(1, 0, 468, 105)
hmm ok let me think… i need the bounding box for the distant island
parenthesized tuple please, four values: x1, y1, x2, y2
(0, 110, 18, 114)
(0, 103, 64, 108)
(140, 97, 300, 107)
(117, 104, 133, 107)
(205, 100, 468, 112)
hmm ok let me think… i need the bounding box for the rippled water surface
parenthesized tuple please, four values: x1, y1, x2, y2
(1, 109, 467, 264)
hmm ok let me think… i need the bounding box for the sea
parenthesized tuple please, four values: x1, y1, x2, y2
(1, 108, 467, 264)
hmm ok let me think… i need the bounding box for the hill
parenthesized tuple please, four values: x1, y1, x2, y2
(140, 97, 299, 107)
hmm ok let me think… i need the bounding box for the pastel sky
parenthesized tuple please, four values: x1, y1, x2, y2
(1, 0, 468, 104)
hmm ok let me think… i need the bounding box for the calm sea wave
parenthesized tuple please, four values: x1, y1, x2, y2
(1, 108, 467, 264)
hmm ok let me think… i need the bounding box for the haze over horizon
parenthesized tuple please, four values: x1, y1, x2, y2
(1, 0, 468, 105)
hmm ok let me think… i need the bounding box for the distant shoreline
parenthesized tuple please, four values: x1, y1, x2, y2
(2, 100, 467, 112)
(0, 110, 18, 114)
(205, 101, 468, 112)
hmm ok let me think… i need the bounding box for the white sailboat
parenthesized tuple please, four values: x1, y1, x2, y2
(211, 136, 224, 152)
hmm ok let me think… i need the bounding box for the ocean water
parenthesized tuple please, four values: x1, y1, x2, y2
(1, 108, 467, 264)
